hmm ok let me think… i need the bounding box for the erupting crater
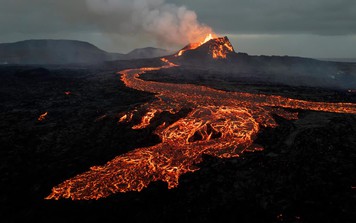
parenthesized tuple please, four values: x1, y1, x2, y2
(176, 34, 235, 59)
(46, 36, 356, 200)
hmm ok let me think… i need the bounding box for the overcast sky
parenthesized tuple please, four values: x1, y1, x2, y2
(1, 0, 356, 58)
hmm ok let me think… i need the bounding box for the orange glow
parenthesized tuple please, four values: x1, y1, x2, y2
(210, 37, 235, 59)
(95, 114, 107, 122)
(38, 112, 48, 122)
(160, 58, 178, 67)
(177, 35, 234, 59)
(46, 53, 356, 200)
(177, 33, 215, 57)
(132, 109, 158, 130)
(203, 33, 214, 43)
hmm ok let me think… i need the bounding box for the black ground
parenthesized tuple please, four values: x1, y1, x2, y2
(0, 65, 355, 223)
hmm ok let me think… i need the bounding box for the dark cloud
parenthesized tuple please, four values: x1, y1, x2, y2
(0, 0, 355, 57)
(0, 1, 92, 33)
(0, 0, 213, 46)
(167, 0, 356, 35)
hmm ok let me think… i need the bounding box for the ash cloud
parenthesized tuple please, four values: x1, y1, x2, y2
(85, 0, 213, 46)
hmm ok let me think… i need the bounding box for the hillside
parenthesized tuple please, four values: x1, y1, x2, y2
(0, 40, 171, 65)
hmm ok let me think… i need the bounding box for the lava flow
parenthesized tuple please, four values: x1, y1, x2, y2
(37, 112, 48, 122)
(46, 36, 356, 200)
(177, 33, 215, 56)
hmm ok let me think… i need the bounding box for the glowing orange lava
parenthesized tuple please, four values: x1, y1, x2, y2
(38, 112, 48, 122)
(210, 37, 235, 59)
(177, 33, 215, 56)
(177, 35, 234, 59)
(46, 52, 356, 200)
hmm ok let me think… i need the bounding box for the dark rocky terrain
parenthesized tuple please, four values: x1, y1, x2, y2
(1, 37, 356, 223)
(0, 62, 355, 223)
(165, 37, 356, 90)
(141, 66, 356, 103)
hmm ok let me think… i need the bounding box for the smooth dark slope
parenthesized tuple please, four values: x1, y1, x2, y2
(125, 47, 173, 60)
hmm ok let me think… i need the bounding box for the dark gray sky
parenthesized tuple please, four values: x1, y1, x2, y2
(1, 0, 356, 58)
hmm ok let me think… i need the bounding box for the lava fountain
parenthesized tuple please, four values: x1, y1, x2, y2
(46, 36, 356, 200)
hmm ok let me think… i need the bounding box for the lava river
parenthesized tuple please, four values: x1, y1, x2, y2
(46, 59, 356, 200)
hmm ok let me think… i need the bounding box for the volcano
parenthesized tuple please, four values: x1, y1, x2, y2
(156, 36, 356, 90)
(175, 36, 236, 60)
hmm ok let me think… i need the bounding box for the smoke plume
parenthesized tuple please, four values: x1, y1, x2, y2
(85, 0, 213, 46)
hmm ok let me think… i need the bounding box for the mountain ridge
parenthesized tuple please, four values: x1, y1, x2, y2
(0, 39, 171, 65)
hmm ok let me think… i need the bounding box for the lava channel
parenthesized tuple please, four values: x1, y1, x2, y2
(46, 58, 356, 200)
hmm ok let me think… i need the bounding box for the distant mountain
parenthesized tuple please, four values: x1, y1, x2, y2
(0, 40, 114, 64)
(0, 40, 170, 65)
(125, 47, 173, 60)
(317, 58, 356, 63)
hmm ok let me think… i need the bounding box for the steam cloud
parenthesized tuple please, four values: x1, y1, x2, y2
(85, 0, 213, 46)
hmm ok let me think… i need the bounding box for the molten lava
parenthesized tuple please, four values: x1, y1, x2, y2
(177, 33, 215, 56)
(46, 39, 356, 200)
(177, 35, 235, 60)
(210, 37, 235, 59)
(38, 112, 48, 122)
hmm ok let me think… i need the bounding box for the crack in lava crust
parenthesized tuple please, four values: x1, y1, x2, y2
(46, 59, 356, 200)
